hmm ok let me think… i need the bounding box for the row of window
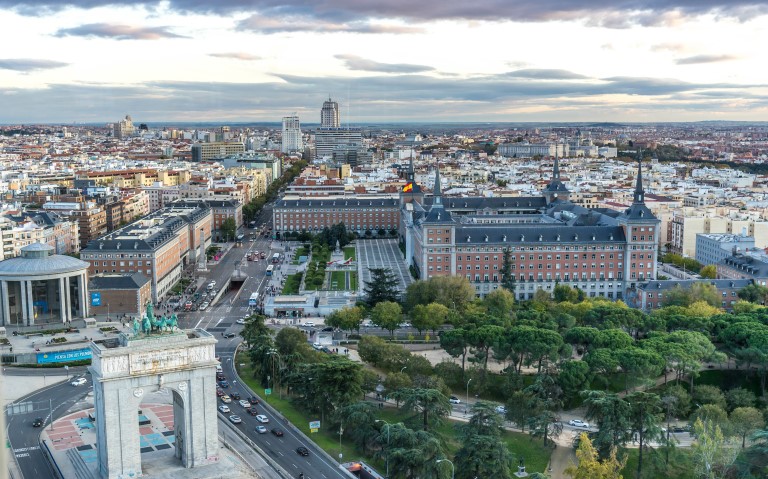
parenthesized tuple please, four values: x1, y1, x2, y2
(90, 261, 151, 267)
(94, 269, 152, 276)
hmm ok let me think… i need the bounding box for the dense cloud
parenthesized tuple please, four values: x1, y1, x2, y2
(54, 23, 187, 40)
(0, 72, 763, 123)
(4, 1, 768, 26)
(209, 52, 262, 61)
(0, 59, 69, 72)
(676, 54, 740, 65)
(334, 54, 434, 73)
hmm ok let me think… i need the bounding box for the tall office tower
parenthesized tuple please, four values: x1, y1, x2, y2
(281, 114, 303, 153)
(113, 114, 135, 139)
(321, 97, 340, 128)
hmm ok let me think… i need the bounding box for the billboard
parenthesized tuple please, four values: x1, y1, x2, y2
(91, 292, 101, 306)
(36, 348, 92, 364)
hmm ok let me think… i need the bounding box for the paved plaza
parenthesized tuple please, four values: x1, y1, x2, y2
(356, 239, 413, 294)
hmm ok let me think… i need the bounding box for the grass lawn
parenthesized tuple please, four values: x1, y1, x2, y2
(292, 247, 308, 265)
(621, 447, 696, 479)
(349, 271, 358, 290)
(329, 271, 347, 290)
(343, 246, 356, 261)
(235, 351, 552, 475)
(283, 273, 303, 294)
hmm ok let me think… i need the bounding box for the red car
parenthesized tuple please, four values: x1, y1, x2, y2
(216, 388, 224, 397)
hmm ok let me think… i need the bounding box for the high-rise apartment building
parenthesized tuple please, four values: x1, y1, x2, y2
(281, 114, 303, 153)
(113, 115, 135, 139)
(321, 97, 340, 128)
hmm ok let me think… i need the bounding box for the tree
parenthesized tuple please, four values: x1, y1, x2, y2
(454, 400, 514, 479)
(700, 265, 717, 279)
(404, 276, 475, 312)
(286, 357, 366, 422)
(725, 387, 756, 411)
(525, 373, 564, 446)
(582, 390, 632, 455)
(484, 288, 515, 321)
(501, 249, 516, 293)
(626, 392, 664, 478)
(325, 306, 363, 332)
(468, 325, 506, 372)
(335, 402, 379, 454)
(730, 407, 765, 448)
(690, 418, 739, 479)
(440, 328, 471, 376)
(380, 423, 445, 479)
(220, 217, 237, 242)
(411, 302, 449, 335)
(691, 405, 730, 435)
(363, 268, 400, 306)
(370, 301, 402, 338)
(615, 347, 664, 391)
(663, 283, 720, 308)
(274, 326, 312, 358)
(565, 433, 626, 479)
(384, 372, 413, 405)
(391, 388, 450, 432)
(737, 283, 768, 304)
(693, 385, 727, 411)
(558, 360, 591, 403)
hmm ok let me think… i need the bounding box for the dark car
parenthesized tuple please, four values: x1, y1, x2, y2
(296, 446, 309, 456)
(223, 332, 236, 339)
(230, 392, 241, 400)
(271, 428, 284, 437)
(247, 407, 258, 416)
(218, 380, 229, 388)
(32, 417, 43, 427)
(216, 388, 225, 397)
(216, 373, 226, 380)
(247, 396, 260, 405)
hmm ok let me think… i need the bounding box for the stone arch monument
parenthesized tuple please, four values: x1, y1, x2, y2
(89, 327, 219, 478)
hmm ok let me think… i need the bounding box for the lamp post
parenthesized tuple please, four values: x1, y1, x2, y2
(266, 349, 283, 399)
(436, 459, 454, 479)
(400, 366, 407, 374)
(375, 419, 390, 479)
(466, 378, 472, 415)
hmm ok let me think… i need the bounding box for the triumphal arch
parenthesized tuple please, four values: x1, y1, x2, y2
(89, 308, 219, 479)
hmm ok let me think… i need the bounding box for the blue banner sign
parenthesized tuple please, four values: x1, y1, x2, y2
(37, 348, 92, 364)
(91, 292, 101, 306)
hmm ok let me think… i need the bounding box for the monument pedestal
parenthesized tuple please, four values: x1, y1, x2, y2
(514, 466, 529, 477)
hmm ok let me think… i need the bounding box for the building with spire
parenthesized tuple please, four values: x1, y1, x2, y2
(402, 158, 659, 300)
(314, 97, 363, 160)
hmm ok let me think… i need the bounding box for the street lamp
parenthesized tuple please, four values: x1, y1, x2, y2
(400, 366, 407, 374)
(466, 378, 472, 414)
(266, 349, 283, 399)
(375, 419, 390, 479)
(436, 459, 454, 479)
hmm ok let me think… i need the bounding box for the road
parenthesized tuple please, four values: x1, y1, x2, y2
(6, 374, 91, 479)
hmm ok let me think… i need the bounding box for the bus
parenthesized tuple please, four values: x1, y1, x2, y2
(271, 253, 280, 264)
(266, 265, 274, 276)
(248, 292, 259, 307)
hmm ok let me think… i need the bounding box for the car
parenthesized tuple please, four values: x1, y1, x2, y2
(32, 417, 43, 427)
(230, 392, 241, 400)
(216, 388, 224, 397)
(215, 365, 222, 373)
(71, 377, 87, 386)
(216, 373, 225, 380)
(223, 332, 236, 339)
(568, 419, 590, 428)
(238, 400, 251, 408)
(210, 280, 217, 286)
(220, 395, 232, 404)
(236, 318, 246, 325)
(271, 428, 284, 437)
(218, 380, 229, 388)
(199, 302, 209, 311)
(495, 405, 507, 415)
(399, 322, 411, 328)
(296, 446, 309, 457)
(229, 415, 242, 424)
(255, 425, 268, 434)
(247, 406, 258, 416)
(449, 396, 461, 404)
(255, 415, 269, 423)
(218, 405, 230, 413)
(671, 425, 690, 433)
(304, 321, 315, 327)
(247, 396, 260, 405)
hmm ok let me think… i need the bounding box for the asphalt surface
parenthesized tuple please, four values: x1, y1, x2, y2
(6, 374, 91, 479)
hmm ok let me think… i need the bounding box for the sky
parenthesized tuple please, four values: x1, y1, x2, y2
(1, 0, 768, 124)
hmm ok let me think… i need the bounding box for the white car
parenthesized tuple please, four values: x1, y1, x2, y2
(304, 321, 315, 327)
(255, 425, 268, 434)
(209, 280, 217, 286)
(218, 405, 230, 413)
(228, 415, 242, 424)
(71, 377, 87, 386)
(199, 302, 209, 310)
(449, 396, 461, 404)
(255, 415, 270, 423)
(399, 322, 411, 328)
(568, 419, 590, 428)
(236, 318, 246, 325)
(238, 400, 251, 408)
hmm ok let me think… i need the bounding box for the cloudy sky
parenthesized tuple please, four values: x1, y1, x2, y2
(1, 0, 767, 124)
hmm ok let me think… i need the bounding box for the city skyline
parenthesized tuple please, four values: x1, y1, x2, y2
(1, 1, 767, 123)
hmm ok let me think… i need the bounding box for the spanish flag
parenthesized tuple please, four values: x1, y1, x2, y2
(403, 182, 414, 192)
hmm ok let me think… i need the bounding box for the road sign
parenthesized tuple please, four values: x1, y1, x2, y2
(309, 420, 320, 429)
(310, 428, 318, 433)
(264, 388, 272, 395)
